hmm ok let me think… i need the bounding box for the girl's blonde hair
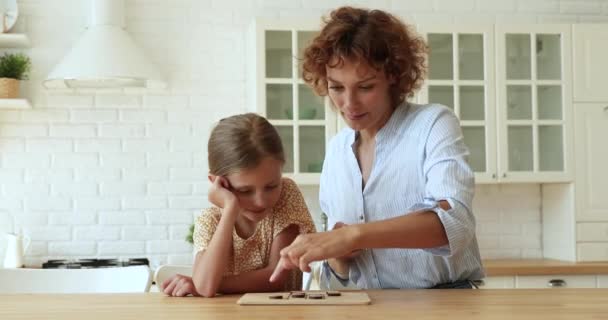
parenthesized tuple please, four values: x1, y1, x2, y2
(208, 113, 285, 176)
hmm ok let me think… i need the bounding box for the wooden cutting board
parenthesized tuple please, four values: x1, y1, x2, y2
(237, 291, 371, 305)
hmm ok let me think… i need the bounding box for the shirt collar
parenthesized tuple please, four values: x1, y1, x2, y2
(347, 102, 410, 148)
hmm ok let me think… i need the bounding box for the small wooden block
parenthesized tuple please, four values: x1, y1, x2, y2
(326, 291, 341, 296)
(269, 294, 284, 299)
(307, 293, 325, 300)
(290, 292, 306, 298)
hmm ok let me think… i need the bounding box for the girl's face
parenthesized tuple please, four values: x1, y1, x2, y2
(226, 156, 283, 223)
(326, 58, 394, 135)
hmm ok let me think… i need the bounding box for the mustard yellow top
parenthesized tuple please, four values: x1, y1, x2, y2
(193, 178, 316, 291)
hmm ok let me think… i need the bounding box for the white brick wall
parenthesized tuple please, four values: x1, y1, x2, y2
(2, 0, 606, 266)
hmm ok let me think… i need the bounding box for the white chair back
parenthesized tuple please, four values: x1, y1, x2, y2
(154, 264, 192, 288)
(0, 266, 152, 293)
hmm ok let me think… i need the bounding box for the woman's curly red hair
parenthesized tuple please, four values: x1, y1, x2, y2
(302, 7, 428, 107)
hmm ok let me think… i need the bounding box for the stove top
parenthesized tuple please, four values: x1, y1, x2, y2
(42, 258, 149, 269)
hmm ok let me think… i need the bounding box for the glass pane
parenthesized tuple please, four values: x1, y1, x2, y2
(539, 125, 563, 171)
(297, 31, 317, 76)
(508, 126, 533, 171)
(429, 85, 454, 110)
(276, 126, 294, 173)
(507, 85, 532, 120)
(299, 126, 325, 173)
(459, 86, 484, 120)
(266, 84, 292, 120)
(462, 126, 486, 172)
(537, 85, 562, 120)
(459, 34, 484, 80)
(506, 34, 531, 80)
(428, 34, 453, 80)
(537, 34, 561, 80)
(266, 30, 292, 78)
(298, 84, 324, 120)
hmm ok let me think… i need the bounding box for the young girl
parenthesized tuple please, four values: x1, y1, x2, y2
(162, 113, 316, 297)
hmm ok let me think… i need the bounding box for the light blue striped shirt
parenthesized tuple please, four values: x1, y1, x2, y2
(319, 102, 485, 289)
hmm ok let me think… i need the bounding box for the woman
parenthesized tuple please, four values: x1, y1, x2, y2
(270, 6, 484, 289)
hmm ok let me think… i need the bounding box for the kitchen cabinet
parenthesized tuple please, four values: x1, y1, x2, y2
(476, 276, 515, 288)
(253, 21, 574, 185)
(419, 25, 573, 184)
(516, 275, 596, 288)
(418, 25, 497, 183)
(479, 275, 599, 289)
(0, 34, 31, 109)
(573, 103, 608, 260)
(572, 25, 608, 102)
(248, 19, 337, 185)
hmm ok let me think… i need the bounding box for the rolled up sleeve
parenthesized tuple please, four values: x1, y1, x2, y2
(421, 107, 476, 257)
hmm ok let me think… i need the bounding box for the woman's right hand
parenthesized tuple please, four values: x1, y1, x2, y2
(207, 175, 238, 210)
(161, 274, 200, 297)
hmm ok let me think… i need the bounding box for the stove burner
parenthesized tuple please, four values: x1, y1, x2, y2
(42, 258, 149, 269)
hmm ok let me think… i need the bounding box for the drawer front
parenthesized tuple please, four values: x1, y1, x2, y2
(577, 243, 608, 261)
(516, 275, 597, 288)
(476, 276, 515, 289)
(577, 223, 608, 242)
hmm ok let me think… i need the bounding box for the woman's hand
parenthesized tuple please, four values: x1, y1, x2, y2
(207, 175, 239, 211)
(161, 274, 200, 297)
(331, 222, 362, 261)
(269, 222, 360, 282)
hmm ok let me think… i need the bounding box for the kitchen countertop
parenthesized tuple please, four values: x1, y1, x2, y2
(2, 290, 608, 319)
(483, 259, 608, 276)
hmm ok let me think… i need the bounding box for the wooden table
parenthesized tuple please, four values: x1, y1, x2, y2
(2, 289, 608, 320)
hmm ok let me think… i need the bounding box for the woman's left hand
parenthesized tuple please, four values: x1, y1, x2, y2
(269, 225, 359, 282)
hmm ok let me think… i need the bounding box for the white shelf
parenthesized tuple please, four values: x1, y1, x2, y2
(0, 34, 30, 48)
(0, 99, 31, 109)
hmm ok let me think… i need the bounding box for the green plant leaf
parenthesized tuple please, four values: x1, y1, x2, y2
(0, 53, 32, 80)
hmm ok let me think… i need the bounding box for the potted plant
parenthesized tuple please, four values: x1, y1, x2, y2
(0, 53, 31, 99)
(185, 224, 194, 244)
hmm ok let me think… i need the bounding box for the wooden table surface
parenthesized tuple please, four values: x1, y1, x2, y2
(2, 289, 608, 320)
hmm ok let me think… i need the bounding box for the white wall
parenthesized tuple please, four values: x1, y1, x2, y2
(1, 0, 607, 267)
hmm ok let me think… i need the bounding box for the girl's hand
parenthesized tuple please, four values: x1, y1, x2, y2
(161, 274, 200, 297)
(207, 175, 238, 210)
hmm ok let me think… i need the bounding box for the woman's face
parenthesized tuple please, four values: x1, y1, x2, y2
(326, 58, 394, 134)
(226, 156, 283, 223)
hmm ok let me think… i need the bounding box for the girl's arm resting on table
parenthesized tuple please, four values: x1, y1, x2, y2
(192, 203, 239, 297)
(218, 224, 299, 294)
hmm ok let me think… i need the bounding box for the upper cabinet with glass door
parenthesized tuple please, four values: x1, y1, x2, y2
(496, 25, 573, 183)
(249, 20, 337, 185)
(418, 25, 497, 183)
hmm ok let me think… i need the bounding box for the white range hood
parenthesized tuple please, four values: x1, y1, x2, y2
(44, 0, 166, 89)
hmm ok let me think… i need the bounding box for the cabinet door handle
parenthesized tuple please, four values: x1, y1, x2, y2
(502, 173, 507, 178)
(604, 106, 608, 112)
(472, 279, 485, 287)
(547, 279, 566, 288)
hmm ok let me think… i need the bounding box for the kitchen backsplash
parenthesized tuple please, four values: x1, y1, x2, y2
(1, 0, 607, 267)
